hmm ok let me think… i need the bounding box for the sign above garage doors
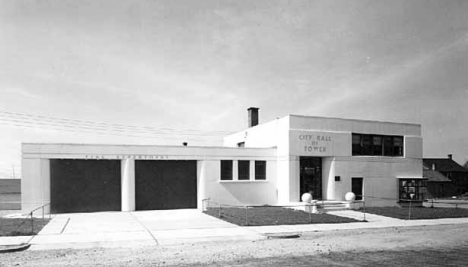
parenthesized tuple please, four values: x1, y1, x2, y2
(85, 154, 169, 160)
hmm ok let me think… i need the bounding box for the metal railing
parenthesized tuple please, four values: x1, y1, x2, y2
(1, 202, 51, 236)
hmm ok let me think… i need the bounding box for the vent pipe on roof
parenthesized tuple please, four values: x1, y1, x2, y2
(183, 142, 188, 146)
(448, 154, 453, 160)
(432, 163, 436, 171)
(248, 107, 259, 128)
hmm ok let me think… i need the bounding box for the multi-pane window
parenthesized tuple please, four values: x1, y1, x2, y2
(352, 134, 363, 155)
(372, 136, 383, 155)
(220, 160, 233, 180)
(362, 135, 373, 155)
(399, 179, 427, 201)
(393, 137, 403, 156)
(238, 160, 250, 180)
(352, 133, 404, 157)
(255, 161, 266, 180)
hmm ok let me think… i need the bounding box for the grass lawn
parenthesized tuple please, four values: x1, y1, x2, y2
(0, 217, 51, 236)
(204, 206, 361, 226)
(362, 206, 468, 220)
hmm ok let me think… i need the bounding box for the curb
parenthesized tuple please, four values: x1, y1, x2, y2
(0, 243, 31, 253)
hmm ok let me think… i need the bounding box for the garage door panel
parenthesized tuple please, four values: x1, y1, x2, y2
(50, 159, 121, 213)
(135, 160, 197, 210)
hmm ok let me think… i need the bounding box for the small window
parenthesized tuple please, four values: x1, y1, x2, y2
(255, 161, 266, 180)
(383, 136, 394, 156)
(352, 134, 362, 155)
(335, 176, 341, 182)
(393, 136, 403, 157)
(362, 135, 373, 155)
(399, 179, 427, 201)
(220, 160, 233, 180)
(238, 160, 250, 180)
(372, 136, 383, 156)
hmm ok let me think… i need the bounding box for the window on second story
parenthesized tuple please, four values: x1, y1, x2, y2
(353, 133, 404, 157)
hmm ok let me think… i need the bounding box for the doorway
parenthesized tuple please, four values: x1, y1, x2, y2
(299, 157, 322, 200)
(352, 177, 363, 200)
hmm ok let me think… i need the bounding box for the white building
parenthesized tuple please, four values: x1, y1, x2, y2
(22, 108, 423, 213)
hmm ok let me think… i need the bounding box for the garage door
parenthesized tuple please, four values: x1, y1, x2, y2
(135, 160, 197, 210)
(50, 159, 121, 213)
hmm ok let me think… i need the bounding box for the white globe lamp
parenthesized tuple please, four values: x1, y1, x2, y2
(301, 193, 312, 203)
(345, 192, 356, 202)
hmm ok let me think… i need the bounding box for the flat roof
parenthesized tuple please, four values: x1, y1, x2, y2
(22, 142, 277, 150)
(287, 114, 421, 127)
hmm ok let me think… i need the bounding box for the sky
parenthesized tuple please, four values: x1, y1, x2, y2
(1, 0, 468, 177)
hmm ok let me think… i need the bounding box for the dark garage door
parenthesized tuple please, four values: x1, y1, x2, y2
(50, 159, 121, 213)
(135, 160, 197, 210)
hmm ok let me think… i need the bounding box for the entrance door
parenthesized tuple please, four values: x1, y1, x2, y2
(352, 177, 363, 200)
(299, 157, 322, 200)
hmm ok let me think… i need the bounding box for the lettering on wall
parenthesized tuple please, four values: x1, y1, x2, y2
(84, 155, 169, 160)
(299, 135, 332, 153)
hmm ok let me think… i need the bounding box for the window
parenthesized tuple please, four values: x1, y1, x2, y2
(238, 160, 250, 180)
(383, 136, 394, 156)
(399, 179, 427, 201)
(393, 136, 403, 156)
(362, 135, 372, 155)
(353, 133, 404, 157)
(352, 134, 362, 155)
(220, 160, 233, 180)
(255, 161, 266, 180)
(372, 136, 383, 155)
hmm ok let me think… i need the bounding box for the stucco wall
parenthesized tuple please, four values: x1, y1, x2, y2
(330, 157, 423, 206)
(289, 115, 421, 136)
(22, 143, 278, 212)
(202, 159, 277, 206)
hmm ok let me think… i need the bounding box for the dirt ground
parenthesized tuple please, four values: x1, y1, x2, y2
(1, 223, 468, 266)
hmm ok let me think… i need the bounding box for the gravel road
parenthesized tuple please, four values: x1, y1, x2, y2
(1, 223, 468, 266)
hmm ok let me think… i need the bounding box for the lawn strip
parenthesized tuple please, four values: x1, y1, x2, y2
(204, 206, 360, 226)
(361, 206, 468, 220)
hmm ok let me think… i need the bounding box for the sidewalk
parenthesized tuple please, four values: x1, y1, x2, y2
(2, 209, 468, 251)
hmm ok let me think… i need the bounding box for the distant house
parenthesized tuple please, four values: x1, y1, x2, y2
(423, 155, 468, 196)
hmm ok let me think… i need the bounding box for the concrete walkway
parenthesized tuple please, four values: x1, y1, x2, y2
(2, 209, 468, 250)
(28, 209, 261, 250)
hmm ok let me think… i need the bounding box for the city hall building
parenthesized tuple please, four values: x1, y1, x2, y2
(22, 108, 424, 213)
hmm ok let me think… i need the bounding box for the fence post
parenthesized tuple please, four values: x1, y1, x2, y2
(218, 203, 222, 218)
(30, 212, 34, 234)
(42, 206, 45, 222)
(408, 201, 412, 220)
(363, 201, 366, 222)
(245, 206, 248, 226)
(309, 204, 312, 222)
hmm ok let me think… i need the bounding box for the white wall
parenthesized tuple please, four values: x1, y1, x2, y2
(331, 157, 423, 206)
(21, 158, 50, 213)
(22, 143, 278, 211)
(289, 115, 421, 136)
(202, 159, 277, 206)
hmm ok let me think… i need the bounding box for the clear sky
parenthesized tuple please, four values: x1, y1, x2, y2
(1, 0, 468, 177)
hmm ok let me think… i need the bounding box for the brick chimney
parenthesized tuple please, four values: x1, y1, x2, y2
(448, 154, 453, 160)
(247, 107, 259, 128)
